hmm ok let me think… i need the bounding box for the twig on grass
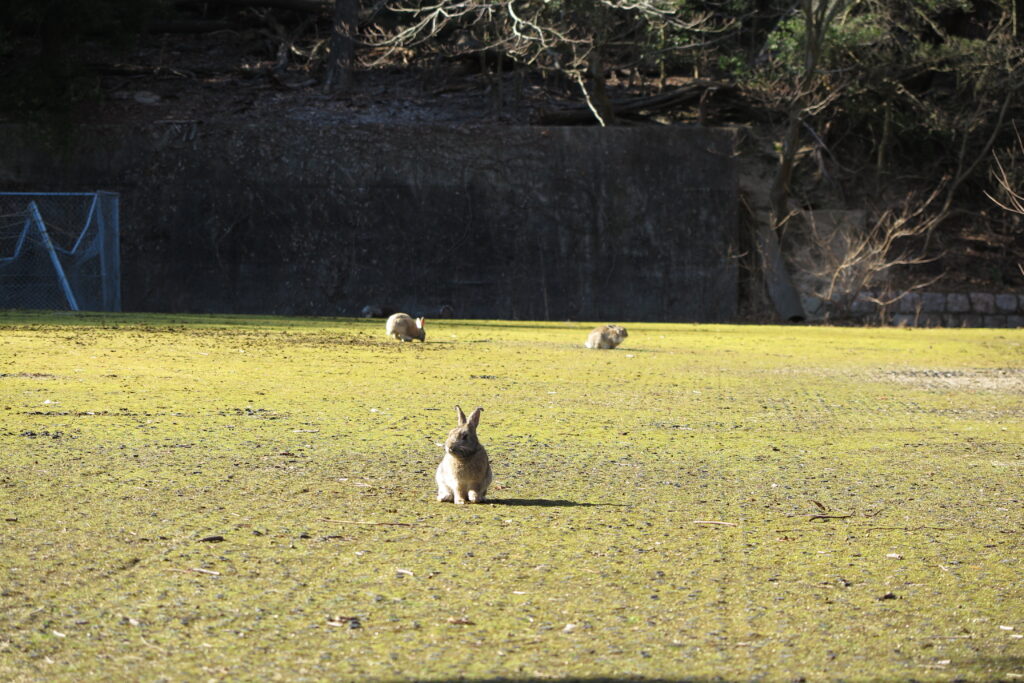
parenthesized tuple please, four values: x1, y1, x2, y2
(319, 518, 418, 527)
(807, 499, 856, 520)
(139, 636, 167, 653)
(693, 520, 738, 527)
(775, 524, 953, 532)
(168, 567, 221, 576)
(865, 526, 951, 532)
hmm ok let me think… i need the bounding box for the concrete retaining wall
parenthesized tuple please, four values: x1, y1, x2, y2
(0, 122, 738, 321)
(851, 291, 1024, 327)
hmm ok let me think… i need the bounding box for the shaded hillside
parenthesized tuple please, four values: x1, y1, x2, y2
(2, 0, 1022, 316)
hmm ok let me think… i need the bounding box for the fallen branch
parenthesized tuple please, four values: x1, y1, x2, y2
(269, 72, 317, 89)
(693, 520, 738, 527)
(535, 80, 739, 125)
(809, 513, 853, 521)
(85, 62, 221, 79)
(147, 19, 235, 33)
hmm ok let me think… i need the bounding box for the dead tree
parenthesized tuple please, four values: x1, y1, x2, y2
(323, 0, 359, 93)
(369, 0, 727, 126)
(761, 0, 854, 322)
(788, 186, 947, 320)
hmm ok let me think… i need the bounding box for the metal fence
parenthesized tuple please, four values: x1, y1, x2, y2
(0, 192, 120, 312)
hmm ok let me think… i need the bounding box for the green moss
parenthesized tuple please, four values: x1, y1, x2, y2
(1, 311, 1022, 680)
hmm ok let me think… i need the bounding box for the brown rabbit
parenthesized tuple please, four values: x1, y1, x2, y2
(436, 406, 492, 504)
(385, 312, 425, 342)
(585, 324, 628, 349)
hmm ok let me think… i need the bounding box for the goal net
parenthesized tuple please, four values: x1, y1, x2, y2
(0, 192, 121, 312)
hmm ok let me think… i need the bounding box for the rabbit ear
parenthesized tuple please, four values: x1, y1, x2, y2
(455, 405, 467, 426)
(416, 317, 425, 328)
(467, 407, 483, 429)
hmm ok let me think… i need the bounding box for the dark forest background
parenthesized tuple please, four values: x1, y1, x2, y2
(1, 0, 1022, 320)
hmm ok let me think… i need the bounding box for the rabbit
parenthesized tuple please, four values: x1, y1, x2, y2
(436, 405, 492, 504)
(363, 304, 396, 318)
(585, 324, 628, 349)
(385, 312, 425, 341)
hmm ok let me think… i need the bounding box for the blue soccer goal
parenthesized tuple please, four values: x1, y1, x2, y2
(0, 192, 121, 312)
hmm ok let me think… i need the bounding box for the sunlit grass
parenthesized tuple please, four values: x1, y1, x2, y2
(1, 311, 1022, 681)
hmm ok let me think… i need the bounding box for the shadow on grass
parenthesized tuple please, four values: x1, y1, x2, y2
(429, 320, 583, 330)
(489, 498, 629, 508)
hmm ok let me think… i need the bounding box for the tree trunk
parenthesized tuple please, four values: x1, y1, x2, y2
(757, 0, 850, 322)
(323, 0, 358, 94)
(755, 222, 806, 322)
(587, 52, 616, 125)
(762, 107, 807, 322)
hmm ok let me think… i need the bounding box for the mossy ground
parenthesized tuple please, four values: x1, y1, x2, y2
(1, 311, 1022, 682)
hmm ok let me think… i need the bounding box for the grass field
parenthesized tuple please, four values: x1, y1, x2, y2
(1, 311, 1022, 682)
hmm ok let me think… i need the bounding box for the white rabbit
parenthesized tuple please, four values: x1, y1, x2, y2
(385, 312, 425, 341)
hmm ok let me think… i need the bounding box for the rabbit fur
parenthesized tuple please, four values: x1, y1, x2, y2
(436, 405, 492, 504)
(385, 312, 425, 341)
(585, 324, 628, 349)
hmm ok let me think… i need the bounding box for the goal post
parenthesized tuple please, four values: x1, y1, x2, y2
(0, 192, 121, 312)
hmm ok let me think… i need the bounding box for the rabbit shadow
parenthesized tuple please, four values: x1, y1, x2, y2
(488, 498, 628, 508)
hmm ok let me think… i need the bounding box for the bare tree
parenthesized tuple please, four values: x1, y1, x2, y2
(987, 125, 1024, 215)
(755, 0, 856, 322)
(788, 185, 947, 320)
(987, 124, 1024, 278)
(768, 0, 851, 228)
(369, 0, 724, 125)
(323, 0, 359, 93)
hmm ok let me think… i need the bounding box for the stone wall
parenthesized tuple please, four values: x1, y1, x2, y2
(851, 291, 1024, 328)
(0, 122, 738, 322)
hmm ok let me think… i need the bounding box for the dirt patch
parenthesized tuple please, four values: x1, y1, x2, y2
(882, 367, 1024, 393)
